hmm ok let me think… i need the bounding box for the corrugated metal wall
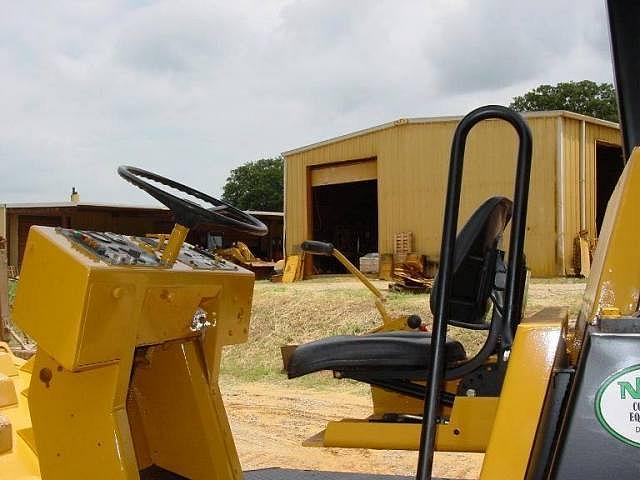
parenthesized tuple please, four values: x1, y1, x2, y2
(562, 118, 622, 273)
(284, 114, 620, 277)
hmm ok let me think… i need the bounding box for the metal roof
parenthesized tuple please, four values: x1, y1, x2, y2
(3, 202, 283, 217)
(4, 201, 167, 211)
(282, 110, 620, 157)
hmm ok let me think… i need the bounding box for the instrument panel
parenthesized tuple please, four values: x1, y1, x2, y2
(58, 228, 237, 271)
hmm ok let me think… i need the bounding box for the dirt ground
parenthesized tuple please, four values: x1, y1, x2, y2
(220, 277, 586, 479)
(225, 382, 482, 479)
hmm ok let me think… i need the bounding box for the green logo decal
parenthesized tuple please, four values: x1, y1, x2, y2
(595, 364, 640, 448)
(618, 378, 640, 399)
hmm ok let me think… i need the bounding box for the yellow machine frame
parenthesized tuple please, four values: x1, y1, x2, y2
(3, 224, 255, 479)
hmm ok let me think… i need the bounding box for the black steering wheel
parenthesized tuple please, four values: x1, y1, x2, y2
(117, 165, 268, 236)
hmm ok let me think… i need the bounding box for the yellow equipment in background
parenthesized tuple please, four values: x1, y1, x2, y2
(216, 241, 258, 265)
(215, 242, 276, 280)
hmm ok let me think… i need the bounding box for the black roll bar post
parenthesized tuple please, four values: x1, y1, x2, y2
(416, 105, 533, 480)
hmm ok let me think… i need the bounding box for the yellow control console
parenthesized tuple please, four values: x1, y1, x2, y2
(1, 166, 267, 480)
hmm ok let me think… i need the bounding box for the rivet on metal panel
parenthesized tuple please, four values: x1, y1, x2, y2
(39, 368, 53, 388)
(160, 290, 175, 303)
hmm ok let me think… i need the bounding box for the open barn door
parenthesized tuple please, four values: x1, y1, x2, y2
(595, 142, 624, 233)
(309, 159, 378, 274)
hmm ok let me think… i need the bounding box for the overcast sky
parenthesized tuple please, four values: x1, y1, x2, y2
(1, 0, 613, 206)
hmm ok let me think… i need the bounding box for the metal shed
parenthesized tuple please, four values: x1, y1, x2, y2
(0, 202, 283, 270)
(282, 111, 622, 277)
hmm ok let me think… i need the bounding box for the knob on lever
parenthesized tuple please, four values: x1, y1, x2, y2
(406, 314, 423, 330)
(300, 240, 335, 256)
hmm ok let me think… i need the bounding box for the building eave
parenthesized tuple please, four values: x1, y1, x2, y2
(282, 110, 620, 157)
(3, 202, 282, 218)
(4, 201, 168, 211)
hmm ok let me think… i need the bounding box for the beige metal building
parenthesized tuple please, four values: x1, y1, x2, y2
(283, 111, 622, 277)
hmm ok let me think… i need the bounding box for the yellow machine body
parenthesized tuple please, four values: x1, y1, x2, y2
(2, 225, 255, 479)
(571, 147, 640, 359)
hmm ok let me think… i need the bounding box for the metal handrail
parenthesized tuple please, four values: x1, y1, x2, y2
(416, 105, 533, 480)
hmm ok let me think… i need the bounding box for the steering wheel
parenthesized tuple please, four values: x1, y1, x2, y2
(117, 165, 268, 236)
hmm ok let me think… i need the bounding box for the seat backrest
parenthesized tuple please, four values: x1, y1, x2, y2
(430, 196, 513, 329)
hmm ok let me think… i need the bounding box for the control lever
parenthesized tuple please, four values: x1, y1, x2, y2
(300, 239, 391, 323)
(300, 240, 335, 256)
(406, 314, 424, 330)
(300, 240, 426, 333)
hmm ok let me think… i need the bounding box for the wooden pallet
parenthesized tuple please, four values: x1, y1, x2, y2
(393, 232, 414, 255)
(7, 266, 18, 279)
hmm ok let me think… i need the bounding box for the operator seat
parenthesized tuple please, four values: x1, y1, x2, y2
(286, 196, 513, 380)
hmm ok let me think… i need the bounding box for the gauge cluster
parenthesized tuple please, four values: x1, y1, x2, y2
(58, 228, 237, 271)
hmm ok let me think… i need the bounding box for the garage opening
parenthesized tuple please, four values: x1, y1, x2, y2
(596, 142, 625, 233)
(311, 179, 378, 273)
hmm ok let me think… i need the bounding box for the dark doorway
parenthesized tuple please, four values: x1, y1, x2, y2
(596, 143, 625, 233)
(312, 180, 378, 273)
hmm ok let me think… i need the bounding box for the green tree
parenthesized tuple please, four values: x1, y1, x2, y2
(222, 157, 283, 211)
(510, 80, 619, 123)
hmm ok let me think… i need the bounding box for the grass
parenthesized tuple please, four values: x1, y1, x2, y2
(221, 279, 391, 389)
(8, 279, 17, 306)
(5, 275, 585, 389)
(6, 279, 36, 349)
(220, 276, 586, 387)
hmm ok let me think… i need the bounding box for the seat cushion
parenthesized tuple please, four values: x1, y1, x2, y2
(286, 331, 466, 379)
(430, 196, 512, 327)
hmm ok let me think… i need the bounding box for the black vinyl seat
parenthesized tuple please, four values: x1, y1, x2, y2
(285, 196, 513, 382)
(286, 331, 466, 379)
(430, 196, 512, 329)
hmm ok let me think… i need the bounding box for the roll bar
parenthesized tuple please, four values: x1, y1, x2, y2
(416, 105, 533, 480)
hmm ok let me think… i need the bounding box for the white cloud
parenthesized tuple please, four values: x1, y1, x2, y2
(0, 0, 614, 206)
